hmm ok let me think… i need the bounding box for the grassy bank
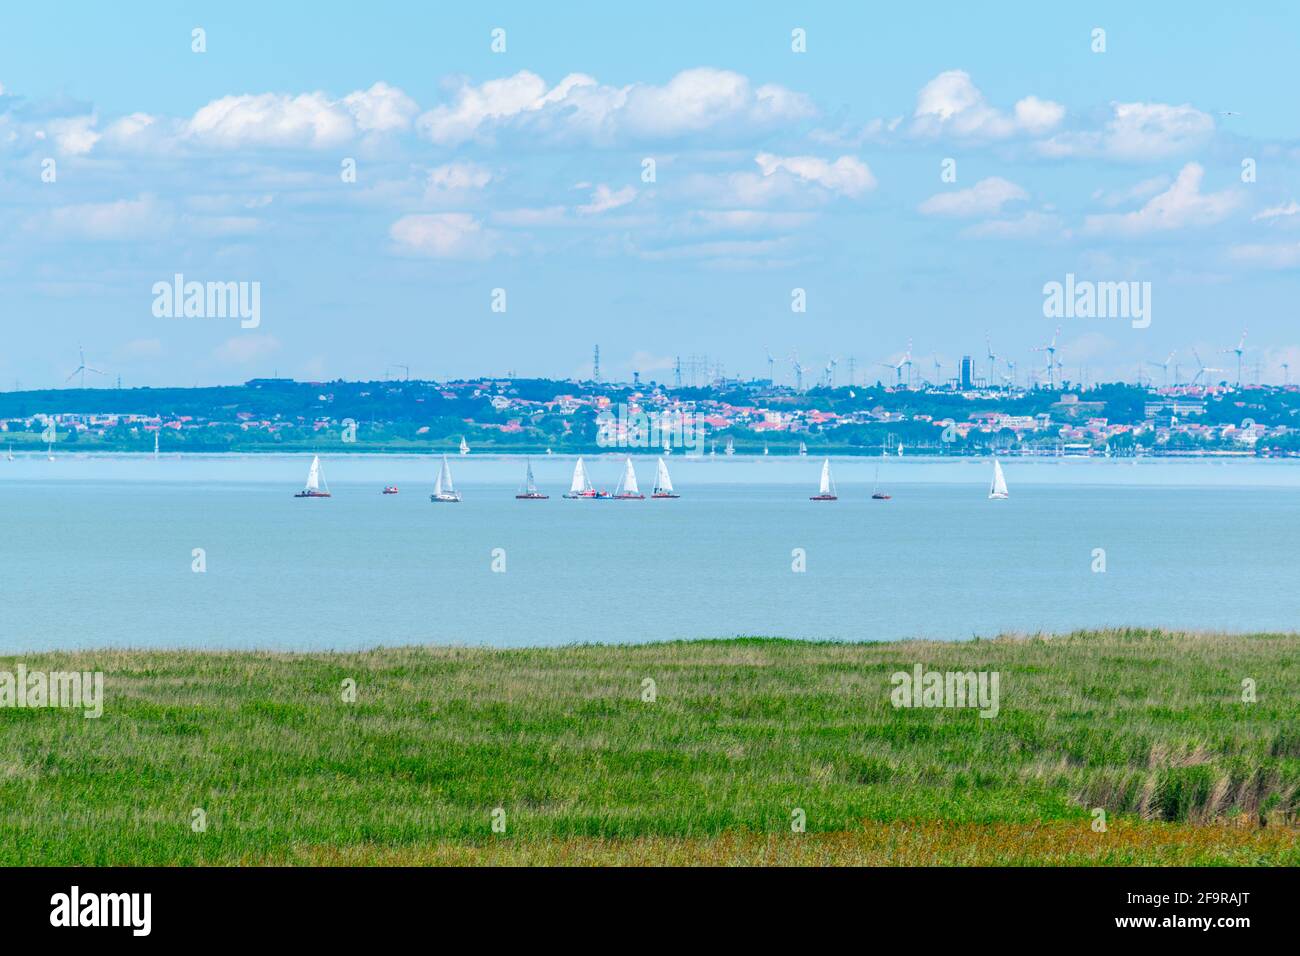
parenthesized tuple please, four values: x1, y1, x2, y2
(1, 630, 1296, 865)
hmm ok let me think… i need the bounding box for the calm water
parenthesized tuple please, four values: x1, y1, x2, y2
(3, 453, 1298, 651)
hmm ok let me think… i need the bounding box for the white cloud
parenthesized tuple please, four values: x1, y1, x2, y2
(919, 177, 1027, 217)
(1253, 200, 1300, 223)
(577, 184, 636, 214)
(1229, 242, 1300, 269)
(425, 162, 493, 200)
(961, 211, 1061, 240)
(1092, 175, 1171, 208)
(389, 213, 495, 258)
(213, 335, 280, 365)
(33, 195, 171, 241)
(417, 68, 813, 146)
(187, 82, 416, 149)
(1039, 102, 1214, 161)
(46, 115, 100, 155)
(754, 153, 875, 197)
(909, 71, 1063, 140)
(1083, 164, 1240, 236)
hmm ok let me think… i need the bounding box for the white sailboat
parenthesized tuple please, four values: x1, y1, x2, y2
(562, 457, 603, 498)
(516, 458, 548, 499)
(47, 442, 55, 461)
(724, 437, 735, 456)
(431, 454, 462, 502)
(988, 459, 1009, 499)
(6, 444, 13, 462)
(153, 430, 159, 460)
(459, 437, 470, 456)
(615, 456, 645, 499)
(897, 441, 904, 457)
(810, 458, 837, 500)
(294, 455, 331, 498)
(763, 442, 769, 456)
(652, 457, 679, 498)
(798, 441, 808, 456)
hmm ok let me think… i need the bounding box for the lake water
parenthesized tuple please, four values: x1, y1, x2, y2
(3, 453, 1298, 651)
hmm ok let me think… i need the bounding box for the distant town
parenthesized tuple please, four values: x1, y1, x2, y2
(3, 358, 1300, 457)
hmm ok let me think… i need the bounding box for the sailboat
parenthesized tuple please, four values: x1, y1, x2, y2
(431, 454, 462, 502)
(810, 458, 837, 500)
(798, 441, 808, 456)
(294, 455, 331, 498)
(652, 457, 679, 498)
(614, 457, 645, 499)
(459, 437, 470, 456)
(153, 431, 159, 460)
(763, 443, 769, 456)
(5, 445, 13, 462)
(988, 459, 1009, 500)
(896, 441, 904, 457)
(47, 442, 55, 462)
(562, 457, 607, 499)
(516, 458, 548, 499)
(724, 437, 735, 456)
(871, 466, 891, 500)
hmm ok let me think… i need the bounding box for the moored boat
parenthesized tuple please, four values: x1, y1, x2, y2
(871, 467, 891, 500)
(562, 457, 609, 499)
(515, 459, 548, 499)
(382, 485, 399, 495)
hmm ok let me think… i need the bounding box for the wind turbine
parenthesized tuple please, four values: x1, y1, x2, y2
(1005, 358, 1017, 389)
(66, 345, 105, 389)
(931, 354, 944, 387)
(985, 334, 997, 388)
(789, 351, 805, 392)
(764, 347, 775, 383)
(1283, 362, 1291, 386)
(1221, 329, 1248, 385)
(1148, 351, 1175, 388)
(1033, 328, 1060, 389)
(879, 342, 912, 389)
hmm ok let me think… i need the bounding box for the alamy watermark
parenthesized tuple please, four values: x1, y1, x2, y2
(0, 664, 104, 718)
(890, 664, 1000, 718)
(152, 274, 261, 329)
(596, 404, 706, 454)
(1043, 273, 1150, 329)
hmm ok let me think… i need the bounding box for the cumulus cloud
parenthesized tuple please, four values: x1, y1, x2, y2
(919, 177, 1027, 217)
(1039, 102, 1214, 161)
(187, 82, 416, 148)
(417, 68, 813, 145)
(909, 71, 1064, 140)
(753, 153, 875, 197)
(46, 115, 100, 155)
(389, 213, 496, 258)
(1083, 163, 1240, 236)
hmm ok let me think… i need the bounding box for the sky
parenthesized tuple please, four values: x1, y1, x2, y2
(2, 1, 1299, 389)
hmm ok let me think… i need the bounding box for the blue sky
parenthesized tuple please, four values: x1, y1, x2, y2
(2, 1, 1299, 388)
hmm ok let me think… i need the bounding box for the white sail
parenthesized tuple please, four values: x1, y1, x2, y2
(439, 455, 456, 494)
(819, 458, 833, 495)
(989, 459, 1009, 498)
(570, 457, 591, 494)
(654, 457, 673, 494)
(459, 437, 470, 455)
(524, 459, 537, 494)
(153, 431, 159, 459)
(620, 457, 640, 495)
(724, 437, 735, 456)
(305, 455, 322, 491)
(799, 441, 808, 456)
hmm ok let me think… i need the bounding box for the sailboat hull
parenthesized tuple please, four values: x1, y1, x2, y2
(651, 492, 679, 499)
(430, 493, 462, 502)
(872, 493, 891, 500)
(515, 493, 549, 499)
(294, 491, 332, 498)
(614, 494, 645, 500)
(988, 492, 1009, 500)
(810, 494, 838, 501)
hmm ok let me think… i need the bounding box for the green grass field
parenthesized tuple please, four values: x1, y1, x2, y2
(1, 630, 1296, 865)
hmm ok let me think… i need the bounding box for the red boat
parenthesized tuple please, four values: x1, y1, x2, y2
(382, 486, 399, 495)
(872, 492, 891, 500)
